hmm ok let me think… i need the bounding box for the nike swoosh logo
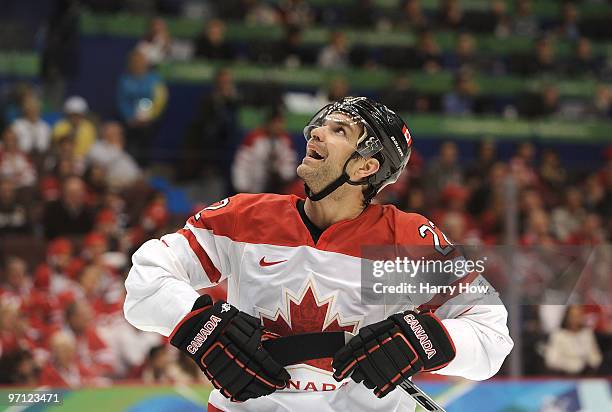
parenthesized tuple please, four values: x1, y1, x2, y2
(259, 257, 287, 267)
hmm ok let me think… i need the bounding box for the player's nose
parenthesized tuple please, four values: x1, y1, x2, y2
(309, 125, 327, 142)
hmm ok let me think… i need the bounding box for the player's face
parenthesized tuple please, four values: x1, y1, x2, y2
(297, 112, 363, 192)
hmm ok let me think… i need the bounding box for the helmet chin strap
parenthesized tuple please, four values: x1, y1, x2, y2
(304, 153, 367, 201)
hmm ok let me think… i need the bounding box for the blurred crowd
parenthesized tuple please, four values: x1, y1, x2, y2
(0, 0, 611, 388)
(68, 0, 612, 121)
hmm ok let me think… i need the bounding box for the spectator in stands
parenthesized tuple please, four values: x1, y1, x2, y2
(194, 19, 234, 60)
(251, 25, 308, 65)
(0, 301, 36, 362)
(469, 162, 508, 231)
(556, 2, 580, 41)
(318, 31, 349, 69)
(380, 74, 418, 112)
(424, 141, 464, 201)
(540, 84, 562, 118)
(33, 238, 80, 301)
(396, 0, 429, 31)
(400, 185, 426, 216)
(510, 142, 538, 188)
(512, 0, 539, 37)
(244, 0, 282, 25)
(0, 257, 32, 299)
(44, 134, 87, 181)
(64, 300, 116, 377)
(42, 176, 94, 239)
(491, 0, 512, 38)
(137, 17, 172, 66)
(52, 96, 97, 159)
(539, 149, 566, 191)
(92, 209, 119, 249)
(443, 70, 477, 115)
(431, 184, 474, 240)
(585, 84, 611, 119)
(437, 0, 463, 30)
(138, 192, 170, 241)
(521, 208, 557, 246)
(584, 172, 606, 213)
(414, 29, 442, 72)
(566, 212, 607, 246)
(0, 127, 36, 189)
(445, 32, 478, 72)
(551, 187, 585, 243)
(232, 108, 297, 193)
(88, 121, 141, 189)
(76, 264, 123, 314)
(521, 36, 557, 76)
(0, 179, 31, 234)
(117, 49, 168, 166)
(520, 84, 561, 118)
(566, 37, 600, 77)
(466, 139, 497, 181)
(39, 331, 91, 387)
(10, 94, 51, 157)
(81, 233, 109, 265)
(182, 68, 241, 181)
(278, 0, 314, 28)
(83, 162, 108, 207)
(141, 344, 191, 383)
(545, 305, 603, 375)
(276, 25, 313, 67)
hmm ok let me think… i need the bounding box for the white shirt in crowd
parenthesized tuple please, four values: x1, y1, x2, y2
(11, 118, 51, 154)
(544, 327, 602, 374)
(88, 141, 141, 189)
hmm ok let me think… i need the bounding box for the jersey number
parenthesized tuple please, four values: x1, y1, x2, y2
(194, 198, 230, 221)
(418, 222, 454, 256)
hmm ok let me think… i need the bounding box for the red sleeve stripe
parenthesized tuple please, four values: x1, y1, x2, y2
(177, 228, 222, 283)
(417, 270, 480, 312)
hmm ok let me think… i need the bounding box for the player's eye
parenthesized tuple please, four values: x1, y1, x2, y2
(333, 125, 347, 137)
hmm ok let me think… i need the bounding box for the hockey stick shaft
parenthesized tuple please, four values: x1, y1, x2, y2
(397, 378, 446, 412)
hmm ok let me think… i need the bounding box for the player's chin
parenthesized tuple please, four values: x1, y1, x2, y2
(297, 161, 319, 183)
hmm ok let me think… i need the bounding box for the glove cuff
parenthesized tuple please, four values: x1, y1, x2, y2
(191, 294, 214, 311)
(392, 311, 456, 372)
(168, 294, 215, 347)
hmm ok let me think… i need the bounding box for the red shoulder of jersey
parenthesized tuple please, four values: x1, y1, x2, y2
(186, 193, 309, 246)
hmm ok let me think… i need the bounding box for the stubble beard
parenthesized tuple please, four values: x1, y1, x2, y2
(297, 160, 345, 198)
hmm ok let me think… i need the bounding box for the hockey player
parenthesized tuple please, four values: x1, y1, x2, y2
(124, 97, 513, 411)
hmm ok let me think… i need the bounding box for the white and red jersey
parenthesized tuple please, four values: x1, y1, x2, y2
(231, 129, 297, 193)
(124, 193, 513, 412)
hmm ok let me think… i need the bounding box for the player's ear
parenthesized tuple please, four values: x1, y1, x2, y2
(354, 157, 379, 180)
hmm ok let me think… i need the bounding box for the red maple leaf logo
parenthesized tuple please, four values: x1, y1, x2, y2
(257, 281, 360, 371)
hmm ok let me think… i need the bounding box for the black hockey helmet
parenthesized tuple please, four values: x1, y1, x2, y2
(303, 96, 413, 203)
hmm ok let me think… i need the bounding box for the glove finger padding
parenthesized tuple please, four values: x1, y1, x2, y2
(332, 319, 395, 380)
(332, 310, 455, 398)
(170, 296, 290, 401)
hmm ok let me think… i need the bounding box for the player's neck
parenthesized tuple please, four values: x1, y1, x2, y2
(303, 195, 365, 229)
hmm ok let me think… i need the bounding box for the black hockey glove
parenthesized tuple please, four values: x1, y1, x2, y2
(332, 310, 456, 398)
(169, 295, 290, 401)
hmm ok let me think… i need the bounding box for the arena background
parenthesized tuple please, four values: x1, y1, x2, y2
(0, 0, 610, 411)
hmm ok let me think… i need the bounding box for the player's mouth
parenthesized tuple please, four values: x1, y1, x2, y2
(304, 145, 327, 163)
